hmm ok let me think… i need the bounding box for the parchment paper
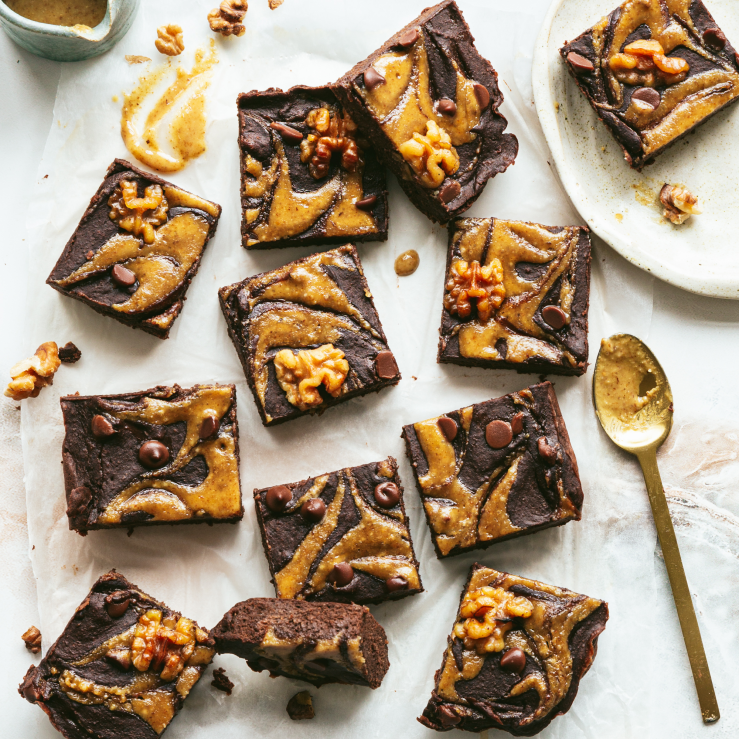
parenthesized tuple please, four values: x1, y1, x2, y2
(19, 1, 739, 737)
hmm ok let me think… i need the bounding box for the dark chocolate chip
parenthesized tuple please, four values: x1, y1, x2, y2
(438, 179, 461, 203)
(375, 350, 398, 379)
(91, 414, 115, 439)
(266, 485, 292, 512)
(473, 83, 490, 109)
(199, 414, 219, 440)
(67, 485, 92, 521)
(511, 412, 525, 435)
(363, 66, 385, 91)
(438, 705, 460, 727)
(355, 194, 377, 211)
(631, 87, 660, 109)
(704, 27, 727, 50)
(138, 440, 170, 469)
(386, 575, 409, 592)
(542, 305, 567, 330)
(500, 647, 526, 674)
(301, 498, 326, 523)
(438, 98, 457, 115)
(486, 420, 512, 449)
(240, 117, 272, 160)
(397, 28, 420, 48)
(111, 264, 136, 288)
(374, 481, 400, 508)
(537, 436, 557, 464)
(58, 342, 81, 364)
(21, 681, 42, 704)
(269, 122, 303, 144)
(105, 590, 131, 618)
(256, 657, 279, 672)
(106, 647, 132, 670)
(438, 416, 458, 441)
(567, 51, 594, 73)
(328, 562, 354, 587)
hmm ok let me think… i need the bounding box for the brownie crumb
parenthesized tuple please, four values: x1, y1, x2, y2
(211, 667, 234, 695)
(22, 626, 42, 654)
(287, 691, 314, 720)
(58, 342, 82, 364)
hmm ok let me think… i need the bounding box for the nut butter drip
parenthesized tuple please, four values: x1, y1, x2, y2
(96, 386, 241, 525)
(5, 0, 107, 28)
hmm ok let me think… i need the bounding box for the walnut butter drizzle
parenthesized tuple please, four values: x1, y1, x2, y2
(95, 386, 240, 525)
(273, 463, 421, 599)
(243, 104, 377, 245)
(448, 219, 580, 368)
(590, 0, 739, 156)
(437, 567, 602, 726)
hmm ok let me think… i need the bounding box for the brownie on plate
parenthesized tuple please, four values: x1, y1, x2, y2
(254, 456, 422, 605)
(212, 598, 389, 688)
(560, 0, 739, 170)
(438, 218, 591, 376)
(47, 159, 221, 339)
(419, 563, 608, 735)
(19, 571, 215, 739)
(402, 382, 583, 559)
(238, 85, 388, 249)
(333, 0, 518, 223)
(219, 245, 401, 426)
(60, 384, 243, 534)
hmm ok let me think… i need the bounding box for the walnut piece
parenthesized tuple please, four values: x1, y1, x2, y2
(5, 342, 61, 401)
(398, 120, 460, 188)
(108, 180, 168, 244)
(155, 25, 184, 56)
(299, 108, 360, 179)
(274, 344, 349, 411)
(444, 259, 505, 323)
(453, 586, 533, 654)
(22, 626, 42, 654)
(208, 0, 247, 37)
(660, 184, 701, 225)
(609, 39, 689, 88)
(269, 0, 284, 8)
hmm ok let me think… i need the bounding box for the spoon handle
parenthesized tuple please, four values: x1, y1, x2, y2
(636, 448, 719, 724)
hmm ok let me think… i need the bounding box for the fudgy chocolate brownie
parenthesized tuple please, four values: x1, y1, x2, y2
(561, 0, 739, 170)
(402, 382, 583, 559)
(47, 159, 221, 339)
(333, 0, 518, 223)
(218, 245, 401, 426)
(254, 456, 422, 605)
(61, 384, 242, 534)
(238, 85, 388, 249)
(419, 564, 608, 735)
(19, 571, 215, 739)
(439, 218, 591, 376)
(211, 598, 389, 688)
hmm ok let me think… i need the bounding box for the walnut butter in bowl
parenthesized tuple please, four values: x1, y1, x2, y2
(0, 0, 139, 61)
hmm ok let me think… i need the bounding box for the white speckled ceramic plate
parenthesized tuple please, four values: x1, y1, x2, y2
(532, 0, 739, 299)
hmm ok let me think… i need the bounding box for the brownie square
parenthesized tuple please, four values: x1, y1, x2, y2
(254, 456, 422, 606)
(47, 159, 221, 339)
(211, 598, 389, 688)
(238, 85, 388, 249)
(418, 563, 608, 735)
(333, 0, 518, 223)
(19, 571, 215, 739)
(402, 381, 583, 559)
(61, 384, 243, 534)
(560, 0, 739, 170)
(219, 244, 401, 426)
(438, 218, 591, 376)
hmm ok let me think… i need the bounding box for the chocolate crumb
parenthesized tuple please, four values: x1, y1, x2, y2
(211, 667, 234, 695)
(58, 342, 82, 364)
(287, 691, 314, 720)
(22, 626, 42, 654)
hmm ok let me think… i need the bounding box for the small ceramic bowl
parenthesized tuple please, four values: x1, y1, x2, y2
(0, 0, 140, 62)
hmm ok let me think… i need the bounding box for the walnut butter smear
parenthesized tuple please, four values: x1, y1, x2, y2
(121, 42, 217, 173)
(5, 0, 106, 27)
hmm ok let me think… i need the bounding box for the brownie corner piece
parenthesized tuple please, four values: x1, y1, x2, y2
(218, 244, 401, 426)
(237, 85, 388, 249)
(60, 383, 242, 533)
(46, 159, 221, 339)
(333, 0, 518, 223)
(19, 570, 215, 739)
(418, 563, 608, 734)
(402, 381, 583, 559)
(211, 597, 389, 688)
(439, 217, 591, 376)
(254, 456, 422, 605)
(560, 0, 739, 170)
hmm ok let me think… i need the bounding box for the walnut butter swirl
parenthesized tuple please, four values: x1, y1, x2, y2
(96, 386, 240, 525)
(437, 568, 602, 726)
(448, 219, 580, 368)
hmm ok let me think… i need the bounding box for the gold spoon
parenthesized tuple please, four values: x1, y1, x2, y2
(593, 333, 719, 724)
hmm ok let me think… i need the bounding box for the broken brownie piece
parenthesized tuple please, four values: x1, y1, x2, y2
(46, 159, 221, 339)
(254, 456, 422, 605)
(238, 85, 388, 249)
(402, 382, 583, 559)
(60, 384, 242, 534)
(219, 245, 401, 426)
(560, 0, 739, 170)
(438, 217, 591, 376)
(58, 342, 82, 364)
(19, 571, 215, 739)
(211, 598, 389, 688)
(419, 563, 608, 735)
(333, 0, 517, 223)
